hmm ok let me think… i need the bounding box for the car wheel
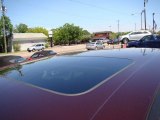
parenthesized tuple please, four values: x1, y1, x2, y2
(123, 38, 129, 44)
(41, 48, 44, 51)
(32, 49, 35, 52)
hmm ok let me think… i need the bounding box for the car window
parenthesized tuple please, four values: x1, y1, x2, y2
(49, 51, 56, 55)
(143, 32, 148, 34)
(141, 36, 152, 42)
(155, 36, 160, 40)
(130, 32, 136, 35)
(39, 54, 44, 57)
(136, 32, 142, 34)
(96, 42, 102, 45)
(31, 53, 39, 58)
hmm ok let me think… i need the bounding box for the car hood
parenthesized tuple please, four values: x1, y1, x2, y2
(0, 48, 160, 120)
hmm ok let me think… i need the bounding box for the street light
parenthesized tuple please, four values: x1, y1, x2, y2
(131, 10, 144, 30)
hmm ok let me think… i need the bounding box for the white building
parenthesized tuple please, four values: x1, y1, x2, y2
(13, 33, 47, 51)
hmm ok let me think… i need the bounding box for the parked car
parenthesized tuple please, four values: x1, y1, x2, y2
(0, 48, 160, 120)
(119, 30, 152, 44)
(92, 38, 110, 43)
(27, 50, 57, 61)
(27, 43, 45, 52)
(0, 55, 26, 68)
(86, 41, 105, 50)
(127, 34, 160, 48)
(107, 38, 120, 44)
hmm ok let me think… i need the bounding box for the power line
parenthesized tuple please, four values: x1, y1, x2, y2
(68, 0, 129, 15)
(53, 9, 114, 22)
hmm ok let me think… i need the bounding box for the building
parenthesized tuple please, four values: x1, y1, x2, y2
(12, 33, 47, 51)
(93, 31, 112, 39)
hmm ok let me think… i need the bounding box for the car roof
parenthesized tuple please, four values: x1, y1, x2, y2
(31, 50, 57, 56)
(0, 48, 160, 120)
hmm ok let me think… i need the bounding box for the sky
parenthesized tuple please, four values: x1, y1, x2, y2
(2, 0, 160, 33)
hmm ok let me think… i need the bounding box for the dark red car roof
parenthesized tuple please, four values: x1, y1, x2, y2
(0, 48, 160, 120)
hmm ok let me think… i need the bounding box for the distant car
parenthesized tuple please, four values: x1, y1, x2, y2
(107, 39, 119, 44)
(27, 43, 45, 52)
(27, 50, 57, 61)
(0, 55, 26, 68)
(92, 38, 110, 43)
(86, 41, 105, 50)
(127, 35, 160, 48)
(119, 30, 152, 44)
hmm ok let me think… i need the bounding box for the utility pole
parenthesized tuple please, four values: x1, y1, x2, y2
(141, 10, 144, 30)
(135, 23, 137, 31)
(0, 0, 7, 53)
(144, 0, 148, 30)
(117, 20, 119, 33)
(108, 26, 111, 31)
(153, 13, 155, 33)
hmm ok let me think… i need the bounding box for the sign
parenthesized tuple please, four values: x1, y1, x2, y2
(49, 34, 52, 37)
(48, 30, 53, 38)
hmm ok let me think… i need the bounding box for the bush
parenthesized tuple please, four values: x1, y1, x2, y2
(13, 42, 21, 52)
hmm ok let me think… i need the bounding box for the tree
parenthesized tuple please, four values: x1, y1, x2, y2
(27, 27, 48, 36)
(54, 23, 83, 45)
(82, 30, 90, 35)
(0, 16, 13, 52)
(81, 30, 91, 43)
(14, 23, 28, 33)
(157, 31, 160, 35)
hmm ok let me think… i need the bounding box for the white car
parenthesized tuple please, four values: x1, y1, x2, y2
(86, 41, 105, 50)
(27, 44, 45, 52)
(119, 31, 152, 44)
(92, 38, 110, 43)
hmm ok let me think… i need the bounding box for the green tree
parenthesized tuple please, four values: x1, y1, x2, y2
(0, 16, 13, 52)
(54, 23, 83, 45)
(80, 30, 91, 43)
(27, 27, 48, 36)
(82, 30, 90, 35)
(14, 23, 28, 33)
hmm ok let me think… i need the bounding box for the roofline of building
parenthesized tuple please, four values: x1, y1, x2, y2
(93, 31, 112, 34)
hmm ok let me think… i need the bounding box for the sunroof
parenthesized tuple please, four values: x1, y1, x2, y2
(2, 56, 133, 94)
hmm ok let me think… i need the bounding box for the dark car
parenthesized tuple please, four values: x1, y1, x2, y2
(107, 38, 119, 44)
(27, 50, 57, 61)
(127, 34, 160, 48)
(0, 48, 160, 120)
(0, 55, 26, 69)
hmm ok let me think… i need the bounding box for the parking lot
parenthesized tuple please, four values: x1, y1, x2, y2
(0, 44, 122, 58)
